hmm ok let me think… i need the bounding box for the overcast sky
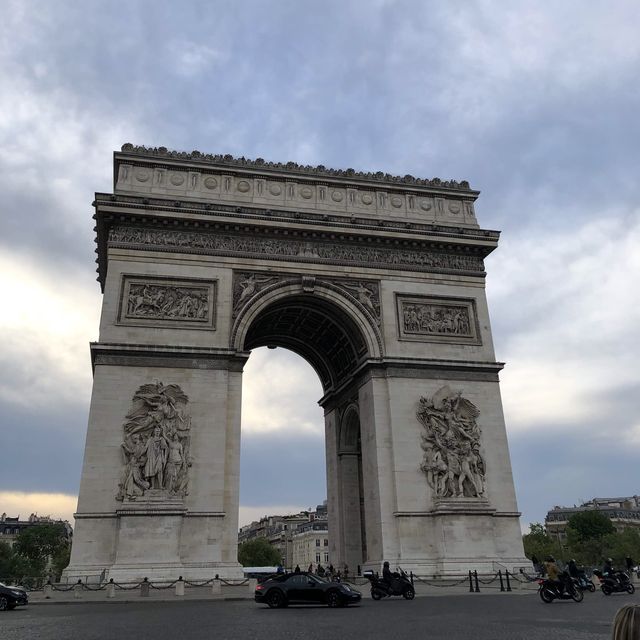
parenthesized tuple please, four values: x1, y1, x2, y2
(0, 0, 638, 531)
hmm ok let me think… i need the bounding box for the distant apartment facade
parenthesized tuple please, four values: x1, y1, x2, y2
(0, 513, 73, 547)
(545, 496, 640, 540)
(238, 502, 329, 570)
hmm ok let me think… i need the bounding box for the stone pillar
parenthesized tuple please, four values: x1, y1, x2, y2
(248, 578, 257, 594)
(73, 581, 83, 599)
(140, 578, 150, 597)
(43, 583, 52, 599)
(211, 579, 221, 595)
(175, 577, 185, 596)
(106, 580, 116, 598)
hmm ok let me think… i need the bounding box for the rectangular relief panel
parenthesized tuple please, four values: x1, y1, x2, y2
(117, 275, 217, 330)
(395, 294, 481, 344)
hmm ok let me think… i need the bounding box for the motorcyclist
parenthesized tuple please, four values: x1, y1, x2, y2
(544, 556, 565, 594)
(603, 558, 614, 576)
(382, 561, 393, 590)
(567, 559, 579, 579)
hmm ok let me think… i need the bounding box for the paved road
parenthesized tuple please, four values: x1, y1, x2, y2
(2, 592, 637, 640)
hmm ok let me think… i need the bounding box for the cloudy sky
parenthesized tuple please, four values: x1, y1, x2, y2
(1, 0, 638, 532)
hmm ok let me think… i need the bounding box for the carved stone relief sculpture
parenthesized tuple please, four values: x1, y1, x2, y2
(331, 280, 381, 325)
(108, 226, 485, 275)
(118, 276, 216, 329)
(116, 382, 193, 501)
(397, 295, 480, 344)
(417, 386, 486, 499)
(232, 272, 281, 317)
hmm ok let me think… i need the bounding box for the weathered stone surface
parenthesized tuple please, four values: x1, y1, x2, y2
(65, 147, 527, 582)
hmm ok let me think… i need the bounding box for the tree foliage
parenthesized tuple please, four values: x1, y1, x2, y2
(567, 511, 615, 542)
(237, 537, 281, 567)
(522, 523, 563, 562)
(522, 517, 640, 569)
(1, 524, 71, 583)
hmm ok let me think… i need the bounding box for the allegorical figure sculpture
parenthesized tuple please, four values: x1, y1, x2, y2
(416, 386, 486, 499)
(116, 381, 193, 501)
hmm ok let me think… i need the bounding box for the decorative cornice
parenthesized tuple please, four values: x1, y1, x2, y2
(119, 144, 474, 192)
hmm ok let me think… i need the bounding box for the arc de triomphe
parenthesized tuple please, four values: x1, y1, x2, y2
(65, 145, 527, 581)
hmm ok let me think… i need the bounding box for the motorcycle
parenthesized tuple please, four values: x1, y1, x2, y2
(363, 568, 415, 600)
(574, 573, 596, 593)
(593, 570, 635, 596)
(538, 576, 584, 603)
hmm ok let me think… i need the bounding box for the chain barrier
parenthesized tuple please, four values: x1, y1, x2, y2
(183, 578, 216, 587)
(149, 581, 178, 590)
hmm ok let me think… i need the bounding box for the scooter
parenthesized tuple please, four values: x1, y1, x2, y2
(575, 573, 596, 593)
(363, 568, 415, 600)
(593, 570, 635, 595)
(538, 576, 584, 603)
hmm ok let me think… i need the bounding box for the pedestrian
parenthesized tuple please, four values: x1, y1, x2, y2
(626, 556, 635, 582)
(611, 605, 640, 639)
(294, 564, 300, 573)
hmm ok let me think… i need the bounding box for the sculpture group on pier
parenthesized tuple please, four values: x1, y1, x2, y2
(116, 382, 193, 501)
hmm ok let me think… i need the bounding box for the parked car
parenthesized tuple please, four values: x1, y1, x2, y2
(255, 572, 361, 608)
(0, 583, 29, 611)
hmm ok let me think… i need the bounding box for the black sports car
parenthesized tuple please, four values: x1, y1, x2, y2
(0, 583, 29, 610)
(255, 572, 361, 608)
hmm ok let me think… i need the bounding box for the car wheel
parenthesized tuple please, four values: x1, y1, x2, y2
(266, 589, 285, 609)
(327, 590, 342, 608)
(0, 596, 8, 611)
(626, 584, 635, 594)
(371, 588, 383, 600)
(403, 588, 415, 600)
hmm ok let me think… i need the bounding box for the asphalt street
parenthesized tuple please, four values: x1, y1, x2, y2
(2, 592, 637, 640)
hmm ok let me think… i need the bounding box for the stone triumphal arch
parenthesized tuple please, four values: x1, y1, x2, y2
(65, 145, 527, 581)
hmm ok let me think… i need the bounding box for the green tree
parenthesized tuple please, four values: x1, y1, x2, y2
(237, 538, 281, 567)
(12, 524, 70, 578)
(567, 511, 615, 542)
(522, 523, 564, 562)
(565, 511, 616, 565)
(0, 542, 36, 583)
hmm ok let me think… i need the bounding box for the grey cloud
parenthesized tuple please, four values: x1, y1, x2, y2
(1, 0, 639, 528)
(240, 431, 326, 508)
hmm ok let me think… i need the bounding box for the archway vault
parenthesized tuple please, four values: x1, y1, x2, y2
(231, 277, 383, 394)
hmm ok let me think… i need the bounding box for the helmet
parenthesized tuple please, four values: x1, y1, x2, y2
(607, 558, 613, 563)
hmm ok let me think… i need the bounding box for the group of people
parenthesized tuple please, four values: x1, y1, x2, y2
(291, 563, 349, 580)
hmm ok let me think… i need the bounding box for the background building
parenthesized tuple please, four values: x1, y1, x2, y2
(0, 513, 73, 548)
(238, 502, 329, 570)
(545, 496, 640, 540)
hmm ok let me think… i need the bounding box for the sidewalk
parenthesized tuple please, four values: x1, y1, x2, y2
(26, 578, 539, 604)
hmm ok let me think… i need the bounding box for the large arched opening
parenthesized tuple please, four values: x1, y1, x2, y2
(236, 288, 374, 572)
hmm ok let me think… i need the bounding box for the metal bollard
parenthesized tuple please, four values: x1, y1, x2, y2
(74, 579, 83, 599)
(473, 570, 480, 593)
(505, 570, 512, 592)
(106, 578, 115, 598)
(499, 570, 505, 592)
(175, 576, 185, 596)
(141, 577, 150, 597)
